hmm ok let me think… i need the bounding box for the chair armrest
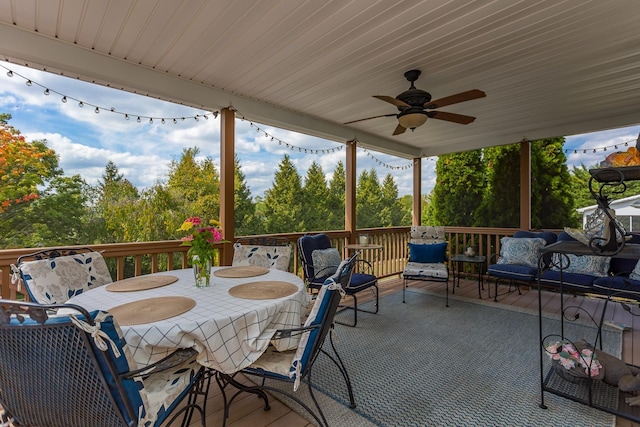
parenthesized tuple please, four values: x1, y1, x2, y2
(355, 259, 374, 275)
(272, 324, 321, 340)
(122, 348, 198, 379)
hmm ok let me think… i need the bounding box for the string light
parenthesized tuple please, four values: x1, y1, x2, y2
(0, 63, 217, 125)
(236, 111, 344, 155)
(564, 139, 636, 156)
(359, 143, 413, 170)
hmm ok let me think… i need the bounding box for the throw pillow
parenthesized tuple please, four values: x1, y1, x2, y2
(311, 248, 342, 277)
(408, 242, 447, 263)
(630, 259, 640, 281)
(551, 253, 611, 277)
(497, 237, 547, 267)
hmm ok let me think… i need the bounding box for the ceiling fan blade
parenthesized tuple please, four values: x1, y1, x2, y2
(344, 113, 396, 125)
(392, 123, 407, 135)
(429, 110, 476, 124)
(425, 89, 486, 109)
(373, 95, 411, 108)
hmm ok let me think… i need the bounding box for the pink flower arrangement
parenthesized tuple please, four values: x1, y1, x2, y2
(178, 216, 224, 261)
(545, 340, 602, 378)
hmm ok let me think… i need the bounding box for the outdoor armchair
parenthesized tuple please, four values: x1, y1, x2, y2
(487, 230, 557, 301)
(13, 247, 113, 305)
(216, 253, 357, 427)
(0, 299, 210, 427)
(298, 233, 379, 326)
(402, 226, 450, 305)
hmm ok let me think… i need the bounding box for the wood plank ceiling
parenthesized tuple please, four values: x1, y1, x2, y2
(0, 0, 639, 159)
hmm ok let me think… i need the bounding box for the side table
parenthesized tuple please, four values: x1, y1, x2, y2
(450, 254, 486, 299)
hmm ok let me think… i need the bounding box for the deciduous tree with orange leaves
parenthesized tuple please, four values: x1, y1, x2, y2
(0, 113, 59, 215)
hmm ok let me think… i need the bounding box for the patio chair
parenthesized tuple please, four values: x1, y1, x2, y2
(13, 247, 113, 304)
(0, 299, 210, 427)
(232, 236, 292, 271)
(402, 226, 450, 305)
(216, 253, 358, 427)
(298, 233, 379, 327)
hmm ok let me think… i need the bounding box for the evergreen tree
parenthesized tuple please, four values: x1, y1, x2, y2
(95, 162, 140, 243)
(167, 147, 220, 221)
(475, 139, 579, 228)
(531, 138, 578, 228)
(263, 154, 304, 233)
(234, 155, 260, 236)
(356, 169, 382, 228)
(326, 161, 346, 230)
(380, 173, 403, 226)
(474, 145, 519, 227)
(431, 150, 484, 226)
(302, 161, 330, 232)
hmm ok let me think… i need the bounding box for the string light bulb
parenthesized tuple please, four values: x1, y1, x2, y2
(1, 64, 216, 126)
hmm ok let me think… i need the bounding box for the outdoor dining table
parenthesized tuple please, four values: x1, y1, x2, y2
(64, 266, 311, 374)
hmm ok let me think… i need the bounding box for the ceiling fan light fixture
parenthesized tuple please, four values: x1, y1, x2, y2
(398, 112, 428, 130)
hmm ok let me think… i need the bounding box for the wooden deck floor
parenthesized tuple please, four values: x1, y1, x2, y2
(180, 274, 640, 427)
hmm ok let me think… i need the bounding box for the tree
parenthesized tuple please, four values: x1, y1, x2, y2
(431, 150, 484, 226)
(475, 139, 579, 228)
(95, 161, 140, 242)
(326, 161, 346, 230)
(167, 147, 220, 222)
(22, 175, 90, 247)
(302, 161, 330, 231)
(0, 114, 61, 247)
(263, 154, 303, 233)
(234, 155, 260, 236)
(380, 173, 404, 226)
(474, 145, 520, 227)
(356, 169, 382, 228)
(531, 138, 578, 228)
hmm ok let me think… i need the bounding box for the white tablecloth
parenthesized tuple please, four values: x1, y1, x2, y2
(65, 267, 311, 374)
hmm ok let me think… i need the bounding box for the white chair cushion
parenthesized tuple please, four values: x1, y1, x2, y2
(20, 252, 112, 304)
(410, 226, 445, 244)
(403, 261, 449, 279)
(232, 243, 292, 271)
(248, 346, 296, 377)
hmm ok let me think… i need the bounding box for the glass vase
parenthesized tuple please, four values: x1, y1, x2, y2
(192, 255, 212, 287)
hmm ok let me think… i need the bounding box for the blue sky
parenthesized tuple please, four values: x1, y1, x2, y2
(1, 61, 639, 198)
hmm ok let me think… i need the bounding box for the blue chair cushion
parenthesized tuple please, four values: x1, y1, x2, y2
(514, 230, 558, 245)
(487, 263, 538, 282)
(592, 276, 640, 299)
(298, 234, 332, 280)
(345, 272, 377, 293)
(538, 270, 595, 292)
(408, 242, 447, 263)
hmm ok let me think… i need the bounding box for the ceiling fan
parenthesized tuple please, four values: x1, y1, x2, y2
(345, 70, 486, 135)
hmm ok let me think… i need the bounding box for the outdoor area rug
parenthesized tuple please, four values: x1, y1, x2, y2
(263, 289, 622, 426)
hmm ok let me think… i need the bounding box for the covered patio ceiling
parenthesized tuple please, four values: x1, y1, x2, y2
(1, 0, 640, 159)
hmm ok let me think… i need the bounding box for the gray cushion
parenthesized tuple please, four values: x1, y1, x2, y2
(311, 248, 341, 277)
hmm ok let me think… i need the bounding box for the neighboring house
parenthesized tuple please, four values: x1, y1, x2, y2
(578, 194, 640, 232)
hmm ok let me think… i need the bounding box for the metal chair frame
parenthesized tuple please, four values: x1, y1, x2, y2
(0, 300, 210, 427)
(216, 254, 358, 427)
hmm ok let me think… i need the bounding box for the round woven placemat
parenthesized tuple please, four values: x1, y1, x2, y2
(228, 281, 299, 300)
(109, 296, 196, 326)
(106, 275, 178, 292)
(214, 265, 269, 278)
